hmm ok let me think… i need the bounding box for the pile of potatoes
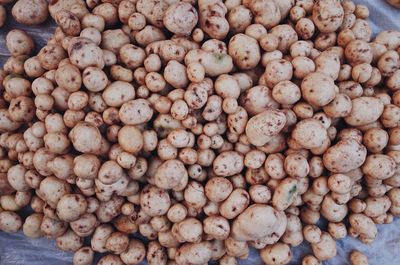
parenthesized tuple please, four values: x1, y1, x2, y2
(0, 0, 400, 264)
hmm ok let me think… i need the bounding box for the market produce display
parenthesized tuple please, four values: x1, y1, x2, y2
(0, 0, 399, 264)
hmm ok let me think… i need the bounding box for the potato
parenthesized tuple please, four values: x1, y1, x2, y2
(245, 108, 286, 147)
(39, 176, 71, 208)
(260, 243, 292, 265)
(349, 213, 377, 240)
(292, 118, 328, 149)
(6, 30, 34, 56)
(350, 251, 369, 265)
(205, 177, 233, 202)
(140, 185, 171, 217)
(198, 0, 229, 40)
(231, 204, 286, 242)
(323, 138, 367, 173)
(164, 2, 198, 35)
(154, 159, 188, 190)
(362, 154, 396, 180)
(311, 232, 337, 261)
(0, 211, 22, 233)
(56, 194, 87, 222)
(12, 0, 48, 25)
(56, 229, 83, 252)
(220, 188, 249, 219)
(175, 241, 213, 265)
(213, 151, 244, 177)
(272, 178, 298, 211)
(301, 72, 337, 107)
(228, 34, 261, 70)
(344, 97, 384, 126)
(91, 224, 114, 253)
(185, 49, 234, 77)
(69, 122, 102, 153)
(68, 37, 104, 70)
(73, 247, 94, 265)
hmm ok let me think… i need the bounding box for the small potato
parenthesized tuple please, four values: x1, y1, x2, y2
(220, 188, 249, 219)
(120, 239, 146, 265)
(249, 185, 271, 204)
(69, 122, 102, 153)
(323, 93, 352, 118)
(140, 185, 171, 217)
(350, 250, 369, 265)
(228, 33, 260, 70)
(260, 243, 292, 265)
(73, 247, 94, 265)
(12, 0, 48, 25)
(0, 211, 22, 233)
(98, 255, 124, 265)
(203, 216, 230, 240)
(172, 217, 202, 243)
(263, 59, 293, 87)
(311, 232, 337, 261)
(213, 151, 244, 177)
(292, 118, 328, 149)
(56, 194, 87, 222)
(40, 216, 68, 238)
(175, 241, 212, 265)
(6, 30, 34, 56)
(362, 154, 396, 180)
(349, 213, 377, 240)
(185, 49, 233, 77)
(105, 232, 129, 254)
(68, 37, 104, 70)
(119, 99, 153, 125)
(22, 213, 43, 238)
(321, 194, 348, 222)
(91, 224, 114, 253)
(301, 72, 337, 107)
(239, 85, 278, 116)
(56, 229, 83, 252)
(205, 177, 233, 202)
(364, 196, 391, 218)
(284, 153, 310, 178)
(302, 255, 321, 265)
(272, 81, 301, 105)
(118, 125, 143, 154)
(303, 225, 322, 244)
(272, 178, 298, 210)
(164, 2, 198, 35)
(81, 67, 107, 92)
(312, 0, 344, 33)
(269, 24, 298, 53)
(55, 10, 81, 36)
(154, 159, 188, 190)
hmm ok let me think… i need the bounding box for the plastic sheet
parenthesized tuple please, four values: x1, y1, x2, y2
(0, 0, 400, 264)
